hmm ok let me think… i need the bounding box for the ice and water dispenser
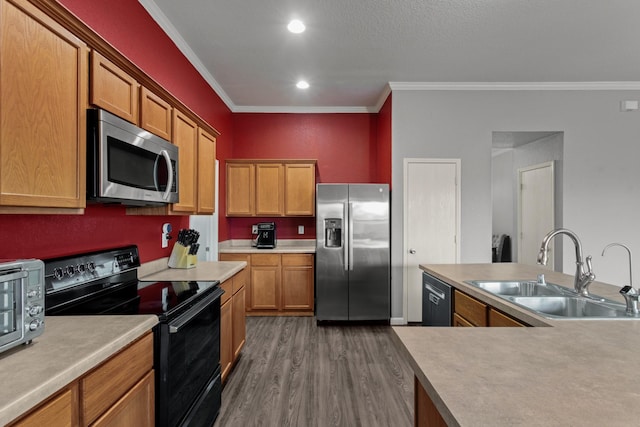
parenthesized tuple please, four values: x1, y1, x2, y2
(324, 219, 342, 248)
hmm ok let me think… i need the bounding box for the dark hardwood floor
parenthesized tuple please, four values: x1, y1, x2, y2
(214, 317, 414, 427)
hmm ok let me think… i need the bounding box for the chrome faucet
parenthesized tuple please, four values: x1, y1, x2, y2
(537, 228, 595, 296)
(601, 243, 638, 316)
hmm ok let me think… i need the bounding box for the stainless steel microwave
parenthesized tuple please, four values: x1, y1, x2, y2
(87, 109, 179, 206)
(0, 259, 45, 355)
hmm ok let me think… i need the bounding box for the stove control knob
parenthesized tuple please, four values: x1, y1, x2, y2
(53, 268, 64, 280)
(76, 263, 86, 274)
(87, 262, 96, 273)
(28, 319, 41, 331)
(66, 265, 75, 277)
(28, 305, 43, 316)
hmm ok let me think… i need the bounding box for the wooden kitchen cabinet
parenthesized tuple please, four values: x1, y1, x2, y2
(255, 163, 284, 215)
(90, 50, 139, 124)
(284, 163, 316, 216)
(414, 377, 447, 427)
(11, 385, 79, 427)
(250, 254, 281, 310)
(220, 252, 314, 316)
(140, 86, 172, 141)
(226, 160, 316, 217)
(453, 289, 527, 327)
(0, 0, 88, 212)
(282, 254, 314, 311)
(219, 266, 247, 384)
(9, 333, 154, 427)
(197, 128, 217, 214)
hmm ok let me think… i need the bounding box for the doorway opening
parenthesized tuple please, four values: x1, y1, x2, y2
(491, 132, 564, 269)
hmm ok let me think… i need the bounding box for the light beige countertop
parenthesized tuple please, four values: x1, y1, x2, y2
(218, 239, 316, 254)
(0, 315, 157, 426)
(139, 259, 247, 282)
(392, 263, 640, 426)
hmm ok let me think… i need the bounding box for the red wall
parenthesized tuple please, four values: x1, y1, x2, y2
(0, 0, 232, 261)
(226, 113, 384, 240)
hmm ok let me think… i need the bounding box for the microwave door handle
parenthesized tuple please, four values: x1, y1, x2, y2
(160, 149, 174, 201)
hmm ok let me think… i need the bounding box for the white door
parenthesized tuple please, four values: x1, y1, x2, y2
(518, 161, 554, 268)
(404, 159, 460, 323)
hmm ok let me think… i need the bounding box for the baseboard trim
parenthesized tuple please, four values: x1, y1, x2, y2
(390, 317, 407, 326)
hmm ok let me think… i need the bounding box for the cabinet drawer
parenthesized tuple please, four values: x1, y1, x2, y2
(11, 384, 78, 427)
(220, 279, 232, 305)
(82, 333, 153, 425)
(454, 290, 487, 326)
(452, 313, 474, 327)
(488, 308, 526, 327)
(282, 254, 313, 266)
(251, 254, 281, 266)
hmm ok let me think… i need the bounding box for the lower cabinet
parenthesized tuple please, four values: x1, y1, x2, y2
(414, 377, 447, 427)
(10, 333, 154, 427)
(219, 268, 247, 384)
(453, 289, 527, 327)
(219, 253, 314, 316)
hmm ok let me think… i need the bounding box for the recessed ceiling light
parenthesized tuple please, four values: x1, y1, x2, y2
(287, 19, 306, 34)
(296, 80, 310, 89)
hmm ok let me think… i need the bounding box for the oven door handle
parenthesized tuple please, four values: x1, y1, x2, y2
(169, 287, 223, 334)
(160, 149, 174, 201)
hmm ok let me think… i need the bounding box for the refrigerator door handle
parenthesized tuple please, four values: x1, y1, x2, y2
(343, 202, 349, 271)
(348, 202, 354, 271)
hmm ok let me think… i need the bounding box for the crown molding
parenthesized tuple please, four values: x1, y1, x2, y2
(138, 0, 236, 111)
(389, 81, 640, 91)
(232, 105, 373, 114)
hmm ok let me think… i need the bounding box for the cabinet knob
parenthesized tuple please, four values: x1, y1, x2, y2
(409, 249, 416, 254)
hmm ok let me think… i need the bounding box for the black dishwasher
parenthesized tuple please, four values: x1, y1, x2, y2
(422, 272, 452, 326)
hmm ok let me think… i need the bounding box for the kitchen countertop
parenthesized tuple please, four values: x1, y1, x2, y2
(0, 315, 158, 426)
(392, 263, 640, 426)
(138, 259, 247, 282)
(218, 239, 316, 254)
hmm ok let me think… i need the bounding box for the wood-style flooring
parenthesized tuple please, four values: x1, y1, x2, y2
(214, 317, 414, 427)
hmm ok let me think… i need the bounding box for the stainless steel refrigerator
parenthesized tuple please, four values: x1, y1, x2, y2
(315, 184, 390, 321)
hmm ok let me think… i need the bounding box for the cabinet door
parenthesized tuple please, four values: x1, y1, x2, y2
(1, 0, 88, 209)
(220, 298, 233, 383)
(91, 370, 154, 427)
(140, 87, 172, 141)
(250, 266, 280, 310)
(90, 50, 139, 124)
(197, 129, 216, 214)
(11, 384, 78, 427)
(171, 110, 198, 213)
(282, 254, 314, 311)
(255, 163, 284, 216)
(232, 285, 246, 359)
(284, 163, 316, 216)
(226, 163, 255, 216)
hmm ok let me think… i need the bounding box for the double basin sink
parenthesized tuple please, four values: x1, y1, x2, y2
(466, 280, 634, 320)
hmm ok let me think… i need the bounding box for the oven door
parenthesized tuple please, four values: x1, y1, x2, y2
(156, 287, 223, 427)
(0, 270, 26, 351)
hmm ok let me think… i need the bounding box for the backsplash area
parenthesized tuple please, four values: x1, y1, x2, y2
(227, 217, 316, 240)
(0, 205, 189, 262)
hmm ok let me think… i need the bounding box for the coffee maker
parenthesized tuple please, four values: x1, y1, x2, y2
(255, 222, 276, 249)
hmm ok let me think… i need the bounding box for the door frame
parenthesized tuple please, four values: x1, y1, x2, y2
(402, 158, 461, 324)
(517, 161, 554, 266)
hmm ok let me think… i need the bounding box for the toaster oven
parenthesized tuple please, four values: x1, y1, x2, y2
(0, 259, 45, 354)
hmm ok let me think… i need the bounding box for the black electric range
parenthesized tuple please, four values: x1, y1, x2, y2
(44, 246, 223, 427)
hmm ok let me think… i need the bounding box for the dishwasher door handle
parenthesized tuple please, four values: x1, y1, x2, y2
(424, 283, 445, 300)
(429, 293, 441, 305)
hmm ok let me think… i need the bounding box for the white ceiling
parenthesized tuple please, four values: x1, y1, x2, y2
(140, 0, 640, 113)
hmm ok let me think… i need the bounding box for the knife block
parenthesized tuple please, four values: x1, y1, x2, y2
(168, 243, 197, 269)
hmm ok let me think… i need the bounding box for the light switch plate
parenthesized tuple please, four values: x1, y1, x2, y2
(252, 225, 258, 234)
(298, 225, 304, 235)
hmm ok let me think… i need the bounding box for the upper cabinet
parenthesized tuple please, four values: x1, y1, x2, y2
(90, 50, 139, 124)
(226, 160, 316, 217)
(197, 128, 217, 214)
(0, 0, 88, 212)
(140, 87, 172, 141)
(171, 110, 199, 213)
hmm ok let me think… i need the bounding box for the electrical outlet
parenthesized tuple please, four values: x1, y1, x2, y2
(252, 224, 258, 234)
(298, 225, 304, 235)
